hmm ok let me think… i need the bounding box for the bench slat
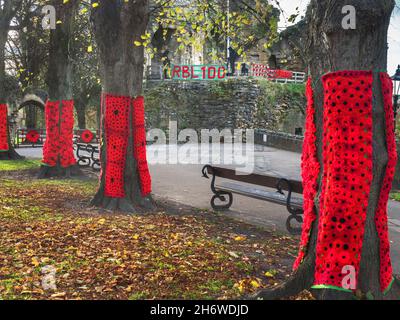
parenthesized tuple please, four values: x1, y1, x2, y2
(216, 181, 303, 209)
(206, 166, 303, 194)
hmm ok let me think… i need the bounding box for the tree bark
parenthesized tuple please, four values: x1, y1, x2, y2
(0, 29, 7, 104)
(46, 1, 78, 100)
(253, 0, 400, 300)
(38, 0, 79, 178)
(90, 0, 155, 212)
(0, 1, 23, 160)
(75, 98, 87, 129)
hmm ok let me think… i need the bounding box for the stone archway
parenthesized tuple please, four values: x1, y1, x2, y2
(18, 92, 47, 128)
(15, 91, 48, 147)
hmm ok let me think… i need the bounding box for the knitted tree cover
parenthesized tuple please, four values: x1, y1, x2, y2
(104, 94, 130, 198)
(313, 71, 374, 291)
(0, 104, 9, 152)
(294, 71, 396, 293)
(102, 94, 152, 198)
(375, 73, 397, 292)
(293, 78, 320, 270)
(59, 100, 77, 167)
(43, 101, 60, 166)
(42, 100, 77, 168)
(132, 96, 152, 196)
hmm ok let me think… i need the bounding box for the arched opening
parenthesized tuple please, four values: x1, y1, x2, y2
(15, 93, 46, 148)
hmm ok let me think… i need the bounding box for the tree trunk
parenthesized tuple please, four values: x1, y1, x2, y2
(25, 106, 37, 129)
(38, 0, 79, 178)
(90, 0, 155, 212)
(253, 0, 400, 300)
(75, 98, 87, 129)
(0, 29, 7, 104)
(0, 21, 23, 160)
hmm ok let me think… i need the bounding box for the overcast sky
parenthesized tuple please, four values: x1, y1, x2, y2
(276, 0, 400, 75)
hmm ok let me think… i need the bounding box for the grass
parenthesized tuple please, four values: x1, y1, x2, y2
(391, 192, 400, 202)
(0, 159, 42, 171)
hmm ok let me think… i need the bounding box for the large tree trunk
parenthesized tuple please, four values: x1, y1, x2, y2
(254, 0, 400, 300)
(90, 0, 154, 212)
(0, 29, 7, 104)
(0, 4, 23, 161)
(38, 0, 79, 178)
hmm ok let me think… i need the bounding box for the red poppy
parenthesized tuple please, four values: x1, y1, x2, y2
(80, 129, 94, 143)
(25, 130, 40, 144)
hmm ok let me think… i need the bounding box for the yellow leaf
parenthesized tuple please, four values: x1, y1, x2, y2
(250, 280, 260, 288)
(80, 8, 88, 14)
(132, 234, 140, 240)
(134, 41, 142, 46)
(56, 20, 62, 24)
(31, 257, 40, 267)
(98, 218, 106, 225)
(87, 45, 93, 53)
(234, 236, 246, 241)
(63, 0, 69, 3)
(264, 271, 275, 278)
(92, 2, 99, 8)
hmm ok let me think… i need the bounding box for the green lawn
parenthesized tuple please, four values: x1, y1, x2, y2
(391, 193, 400, 202)
(0, 160, 42, 172)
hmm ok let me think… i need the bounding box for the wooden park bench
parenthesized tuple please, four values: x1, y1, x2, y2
(202, 165, 304, 235)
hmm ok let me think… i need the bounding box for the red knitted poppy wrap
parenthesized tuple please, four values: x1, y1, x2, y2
(0, 104, 9, 152)
(103, 94, 152, 199)
(295, 71, 396, 293)
(293, 78, 320, 269)
(42, 100, 77, 168)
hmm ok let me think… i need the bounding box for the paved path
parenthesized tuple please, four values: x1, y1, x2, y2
(16, 145, 400, 273)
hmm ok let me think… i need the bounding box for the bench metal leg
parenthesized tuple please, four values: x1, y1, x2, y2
(202, 165, 233, 211)
(75, 144, 91, 167)
(211, 192, 233, 210)
(285, 210, 303, 235)
(277, 178, 304, 235)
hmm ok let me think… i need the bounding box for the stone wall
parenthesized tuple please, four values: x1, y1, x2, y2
(255, 130, 303, 153)
(144, 78, 306, 134)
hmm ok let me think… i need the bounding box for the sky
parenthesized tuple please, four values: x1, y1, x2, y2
(276, 0, 400, 75)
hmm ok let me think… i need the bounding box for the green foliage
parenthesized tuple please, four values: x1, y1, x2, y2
(147, 0, 279, 62)
(257, 80, 305, 110)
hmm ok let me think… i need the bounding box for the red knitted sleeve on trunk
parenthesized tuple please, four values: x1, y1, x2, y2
(59, 100, 77, 168)
(375, 73, 397, 292)
(132, 96, 152, 196)
(104, 94, 130, 198)
(293, 78, 320, 270)
(42, 100, 60, 167)
(313, 71, 373, 291)
(0, 104, 9, 152)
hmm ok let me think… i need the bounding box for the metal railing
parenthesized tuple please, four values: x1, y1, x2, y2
(146, 64, 306, 83)
(15, 128, 46, 148)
